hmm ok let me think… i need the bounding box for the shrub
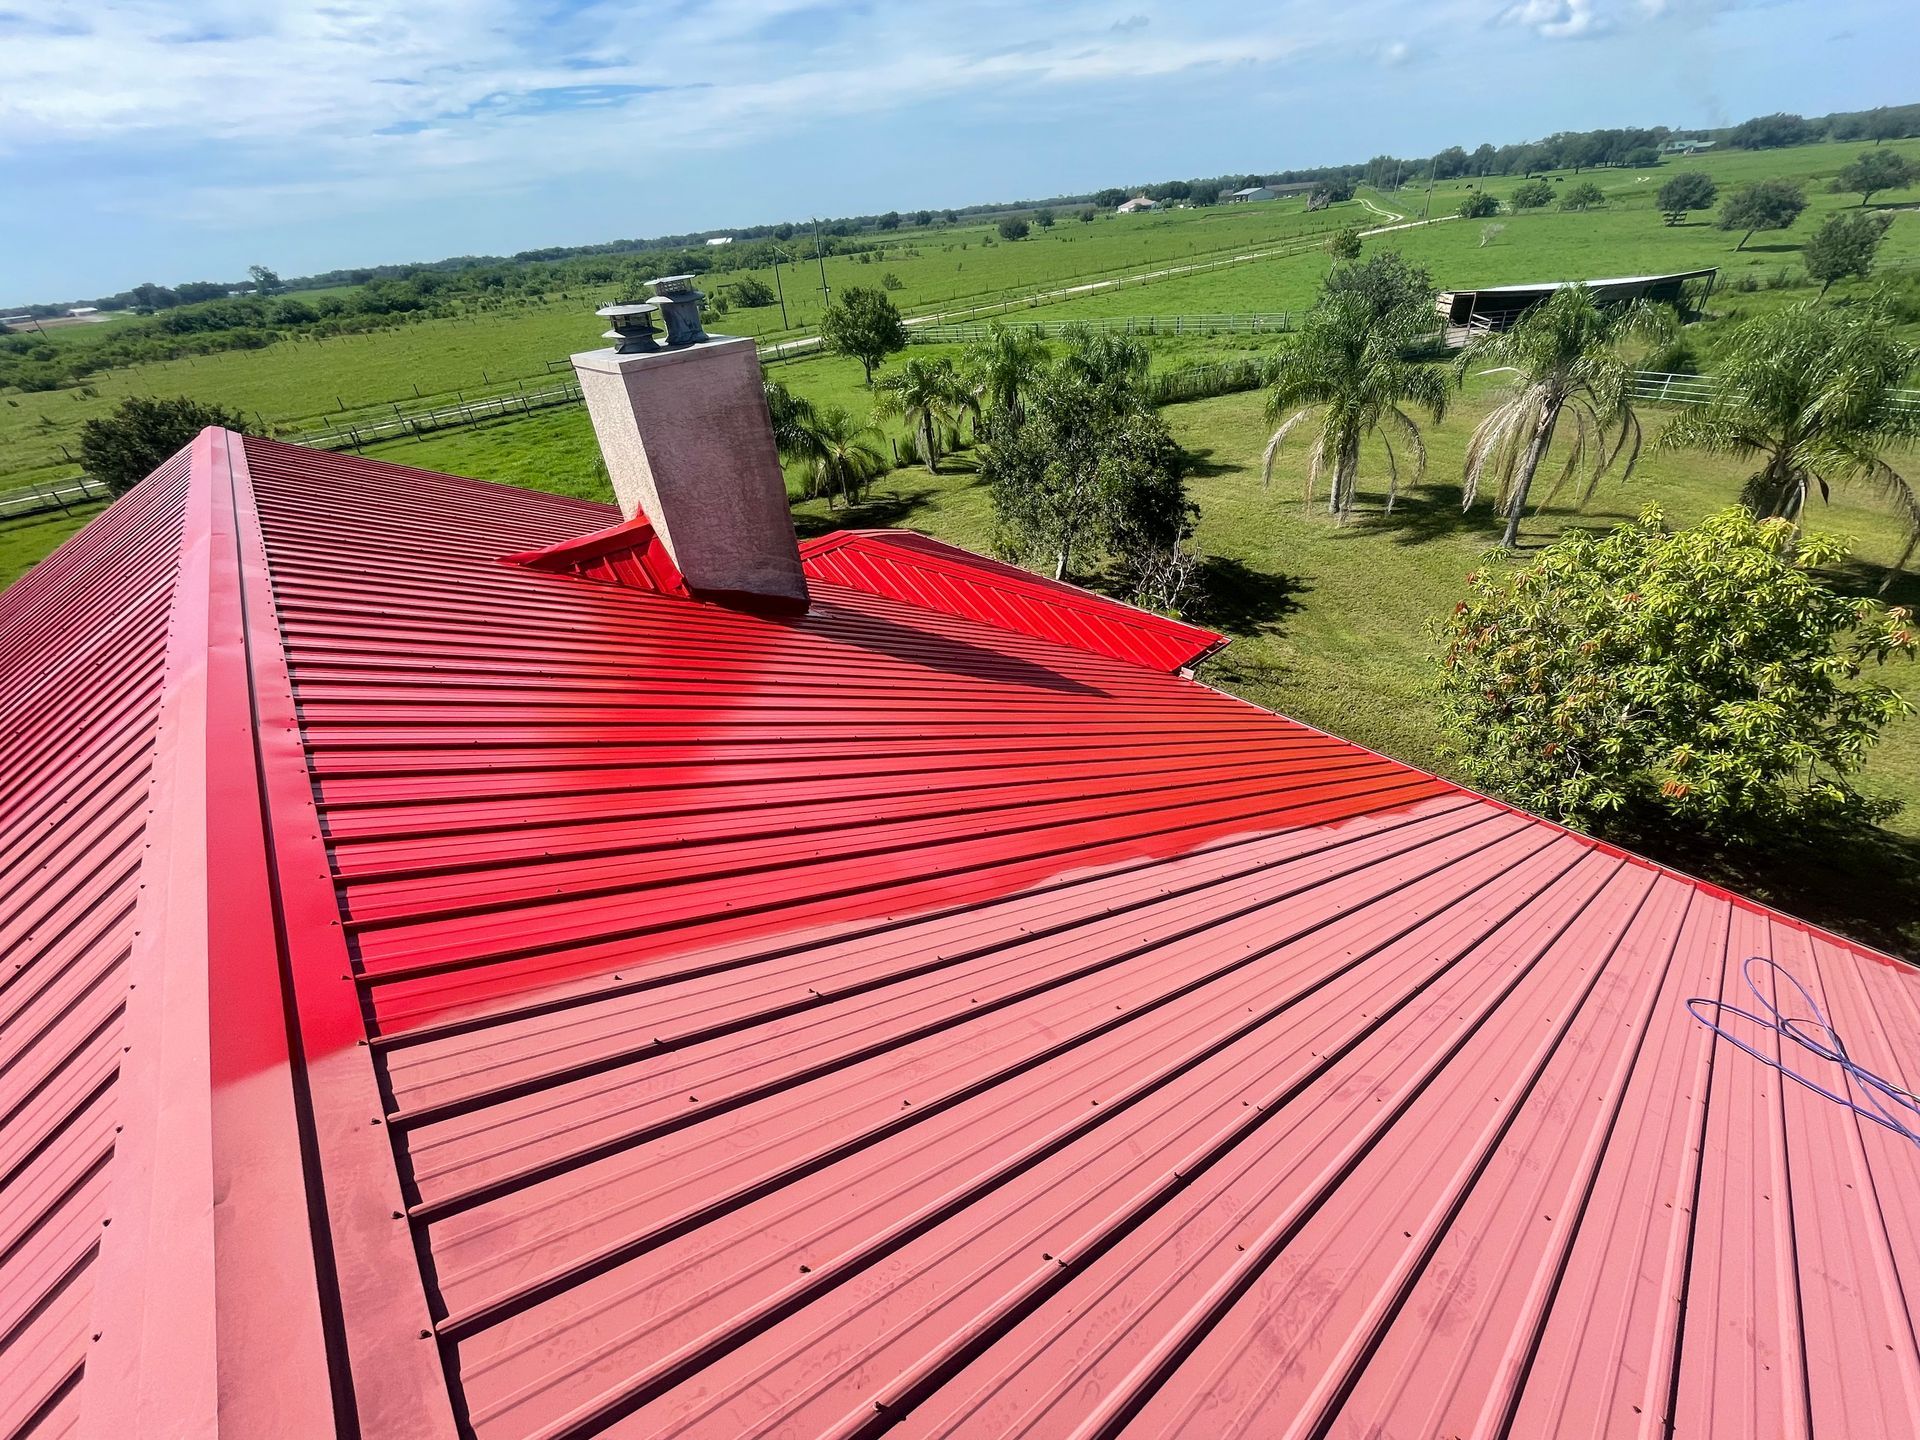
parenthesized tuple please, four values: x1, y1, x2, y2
(1324, 227, 1363, 259)
(1437, 506, 1916, 835)
(80, 395, 250, 495)
(1510, 179, 1554, 210)
(1457, 191, 1500, 220)
(997, 216, 1031, 241)
(1559, 180, 1607, 211)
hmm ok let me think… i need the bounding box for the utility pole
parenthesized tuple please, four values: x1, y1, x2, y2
(770, 247, 791, 328)
(811, 219, 831, 310)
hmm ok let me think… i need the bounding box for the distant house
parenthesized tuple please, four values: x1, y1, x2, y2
(1662, 138, 1715, 154)
(1226, 185, 1279, 203)
(704, 236, 733, 246)
(67, 306, 99, 317)
(1114, 196, 1157, 214)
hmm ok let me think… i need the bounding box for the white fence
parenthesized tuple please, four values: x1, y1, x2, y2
(910, 313, 1298, 344)
(1, 475, 113, 521)
(1629, 370, 1920, 414)
(288, 380, 583, 450)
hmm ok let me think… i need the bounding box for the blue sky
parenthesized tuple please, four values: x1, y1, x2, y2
(2, 0, 1914, 302)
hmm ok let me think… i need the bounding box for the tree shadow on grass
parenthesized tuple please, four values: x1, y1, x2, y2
(790, 486, 939, 539)
(1327, 479, 1499, 548)
(1614, 817, 1920, 961)
(1192, 555, 1309, 637)
(1183, 446, 1239, 480)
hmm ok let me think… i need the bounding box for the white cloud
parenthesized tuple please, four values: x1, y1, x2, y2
(1497, 0, 1604, 38)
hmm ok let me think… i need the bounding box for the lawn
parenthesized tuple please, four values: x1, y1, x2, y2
(0, 505, 102, 589)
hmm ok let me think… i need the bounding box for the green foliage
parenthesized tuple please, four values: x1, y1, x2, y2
(880, 271, 904, 292)
(247, 264, 282, 296)
(1510, 179, 1554, 210)
(1834, 148, 1916, 205)
(1803, 210, 1895, 295)
(762, 377, 817, 464)
(961, 322, 1051, 425)
(1263, 258, 1447, 523)
(818, 285, 907, 384)
(872, 355, 977, 473)
(1456, 191, 1500, 220)
(1324, 227, 1363, 260)
(1729, 113, 1817, 150)
(1658, 301, 1920, 582)
(728, 275, 777, 307)
(1310, 176, 1357, 206)
(980, 333, 1196, 586)
(783, 405, 888, 507)
(1559, 181, 1607, 211)
(1717, 178, 1807, 249)
(1656, 172, 1717, 224)
(1034, 208, 1056, 229)
(997, 217, 1031, 241)
(79, 395, 248, 495)
(1438, 505, 1917, 834)
(1456, 286, 1669, 545)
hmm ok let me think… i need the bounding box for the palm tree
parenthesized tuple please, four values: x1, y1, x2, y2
(1262, 293, 1448, 523)
(1456, 286, 1671, 548)
(1659, 302, 1920, 588)
(962, 323, 1051, 425)
(763, 377, 817, 466)
(873, 356, 976, 473)
(787, 406, 888, 508)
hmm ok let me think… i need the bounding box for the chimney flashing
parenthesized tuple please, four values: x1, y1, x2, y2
(571, 330, 809, 613)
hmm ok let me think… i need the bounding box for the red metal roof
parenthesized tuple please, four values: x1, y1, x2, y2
(799, 529, 1224, 673)
(5, 430, 1920, 1439)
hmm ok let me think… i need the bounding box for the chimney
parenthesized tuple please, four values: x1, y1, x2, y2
(570, 276, 809, 613)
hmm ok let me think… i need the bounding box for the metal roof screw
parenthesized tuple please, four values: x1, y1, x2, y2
(419, 1329, 432, 1340)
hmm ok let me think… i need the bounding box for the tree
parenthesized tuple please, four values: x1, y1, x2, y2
(80, 395, 249, 495)
(729, 275, 777, 307)
(1658, 301, 1920, 586)
(1325, 227, 1363, 260)
(877, 211, 902, 230)
(1834, 148, 1916, 206)
(1656, 172, 1717, 225)
(1717, 179, 1807, 250)
(1034, 207, 1056, 228)
(873, 355, 976, 473)
(1457, 191, 1500, 219)
(1437, 505, 1916, 834)
(997, 216, 1031, 241)
(763, 378, 818, 466)
(246, 264, 282, 295)
(1094, 188, 1129, 209)
(1262, 288, 1448, 524)
(912, 209, 933, 227)
(785, 406, 888, 507)
(1319, 250, 1434, 332)
(1456, 286, 1670, 547)
(962, 322, 1051, 426)
(1309, 176, 1356, 207)
(819, 286, 906, 385)
(1802, 210, 1894, 296)
(1078, 207, 1096, 222)
(980, 340, 1195, 583)
(1559, 180, 1607, 211)
(1510, 178, 1554, 210)
(1729, 112, 1815, 150)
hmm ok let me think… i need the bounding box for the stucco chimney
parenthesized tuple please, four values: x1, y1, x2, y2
(570, 276, 808, 613)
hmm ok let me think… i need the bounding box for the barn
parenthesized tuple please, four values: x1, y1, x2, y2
(1435, 268, 1719, 344)
(4, 288, 1918, 1439)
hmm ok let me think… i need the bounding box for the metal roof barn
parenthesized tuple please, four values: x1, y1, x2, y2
(4, 431, 1920, 1439)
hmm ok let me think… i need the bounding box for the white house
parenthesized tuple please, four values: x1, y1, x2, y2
(1114, 196, 1157, 214)
(1226, 185, 1278, 203)
(705, 236, 733, 246)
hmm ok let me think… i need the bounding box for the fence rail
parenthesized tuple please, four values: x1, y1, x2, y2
(1628, 370, 1920, 414)
(0, 475, 113, 521)
(287, 380, 583, 450)
(910, 313, 1296, 345)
